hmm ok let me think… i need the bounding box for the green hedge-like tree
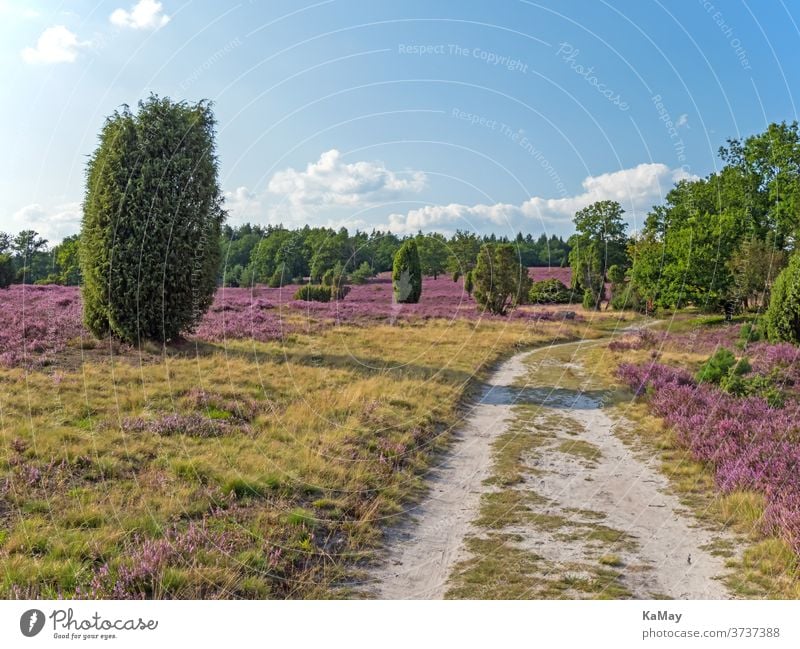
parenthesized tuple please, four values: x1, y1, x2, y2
(464, 270, 474, 296)
(473, 243, 531, 315)
(0, 253, 13, 289)
(81, 95, 224, 342)
(392, 239, 422, 303)
(765, 252, 800, 343)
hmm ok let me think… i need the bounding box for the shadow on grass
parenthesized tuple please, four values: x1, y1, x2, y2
(216, 346, 479, 385)
(475, 385, 611, 410)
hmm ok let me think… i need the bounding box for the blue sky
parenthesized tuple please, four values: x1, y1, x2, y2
(1, 0, 798, 243)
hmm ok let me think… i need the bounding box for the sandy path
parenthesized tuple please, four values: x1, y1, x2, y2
(367, 346, 543, 599)
(368, 339, 736, 599)
(518, 349, 733, 598)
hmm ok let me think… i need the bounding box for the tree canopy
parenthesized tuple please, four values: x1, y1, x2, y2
(626, 122, 799, 313)
(568, 200, 628, 309)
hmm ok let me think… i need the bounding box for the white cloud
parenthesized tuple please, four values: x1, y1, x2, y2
(5, 202, 82, 243)
(224, 186, 262, 224)
(676, 113, 689, 128)
(21, 26, 88, 64)
(267, 149, 426, 211)
(110, 0, 170, 30)
(386, 163, 695, 234)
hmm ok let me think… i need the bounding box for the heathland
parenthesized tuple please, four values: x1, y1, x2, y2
(2, 107, 800, 599)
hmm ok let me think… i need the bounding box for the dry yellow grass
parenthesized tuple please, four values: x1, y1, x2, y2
(1, 317, 596, 598)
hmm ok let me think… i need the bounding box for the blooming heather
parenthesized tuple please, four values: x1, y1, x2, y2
(0, 285, 85, 367)
(617, 357, 800, 553)
(79, 521, 237, 599)
(0, 269, 577, 367)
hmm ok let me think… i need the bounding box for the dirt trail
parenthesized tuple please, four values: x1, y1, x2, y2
(368, 339, 737, 599)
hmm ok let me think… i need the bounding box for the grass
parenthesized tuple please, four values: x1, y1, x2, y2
(555, 439, 602, 465)
(1, 317, 592, 599)
(446, 532, 632, 599)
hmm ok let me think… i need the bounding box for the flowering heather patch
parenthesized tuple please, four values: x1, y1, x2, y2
(163, 272, 579, 341)
(748, 342, 800, 387)
(617, 360, 800, 552)
(6, 437, 101, 491)
(530, 266, 572, 285)
(79, 521, 237, 599)
(0, 269, 576, 365)
(193, 290, 283, 342)
(0, 284, 85, 367)
(121, 413, 249, 437)
(185, 388, 265, 422)
(658, 323, 741, 355)
(287, 272, 576, 323)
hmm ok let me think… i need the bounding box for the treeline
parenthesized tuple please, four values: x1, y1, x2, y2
(218, 225, 570, 288)
(0, 224, 571, 291)
(565, 121, 800, 319)
(0, 231, 80, 288)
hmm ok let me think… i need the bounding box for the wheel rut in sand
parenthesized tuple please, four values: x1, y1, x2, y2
(368, 339, 739, 599)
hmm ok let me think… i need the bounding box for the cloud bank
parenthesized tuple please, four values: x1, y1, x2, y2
(385, 163, 694, 234)
(266, 149, 426, 211)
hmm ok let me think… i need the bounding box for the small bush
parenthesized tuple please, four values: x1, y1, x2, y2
(121, 413, 236, 438)
(528, 278, 572, 304)
(696, 348, 750, 386)
(293, 285, 331, 302)
(472, 244, 531, 315)
(320, 262, 350, 298)
(610, 283, 646, 312)
(349, 261, 374, 285)
(582, 289, 596, 310)
(722, 371, 785, 407)
(739, 322, 764, 345)
(464, 270, 474, 296)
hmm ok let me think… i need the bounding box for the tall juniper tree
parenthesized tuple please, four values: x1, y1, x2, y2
(472, 243, 531, 315)
(81, 95, 224, 342)
(765, 251, 800, 344)
(392, 239, 422, 304)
